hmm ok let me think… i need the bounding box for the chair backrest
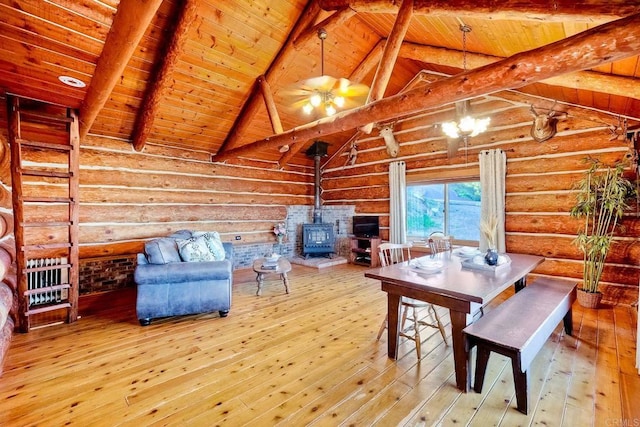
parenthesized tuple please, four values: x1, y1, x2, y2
(428, 232, 453, 254)
(378, 243, 412, 267)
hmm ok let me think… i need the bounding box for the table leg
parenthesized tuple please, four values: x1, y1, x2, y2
(281, 272, 290, 294)
(256, 273, 264, 296)
(450, 310, 471, 392)
(386, 292, 402, 359)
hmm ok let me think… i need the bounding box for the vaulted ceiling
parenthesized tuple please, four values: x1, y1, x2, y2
(1, 0, 640, 168)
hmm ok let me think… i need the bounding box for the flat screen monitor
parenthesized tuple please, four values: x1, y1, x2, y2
(352, 216, 379, 238)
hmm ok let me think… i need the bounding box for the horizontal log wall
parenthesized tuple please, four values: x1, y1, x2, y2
(76, 136, 315, 258)
(322, 93, 639, 305)
(0, 93, 316, 298)
(2, 92, 638, 306)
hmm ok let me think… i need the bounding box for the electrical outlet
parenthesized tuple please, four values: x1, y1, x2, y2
(235, 235, 241, 240)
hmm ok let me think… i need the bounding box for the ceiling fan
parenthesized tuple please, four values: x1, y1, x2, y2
(283, 28, 369, 117)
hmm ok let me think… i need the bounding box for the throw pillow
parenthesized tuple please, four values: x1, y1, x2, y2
(145, 238, 181, 264)
(193, 231, 226, 261)
(176, 235, 216, 262)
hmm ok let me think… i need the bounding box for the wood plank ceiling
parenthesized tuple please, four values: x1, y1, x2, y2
(1, 0, 639, 168)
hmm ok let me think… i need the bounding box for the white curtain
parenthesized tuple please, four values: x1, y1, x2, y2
(479, 149, 506, 252)
(389, 161, 407, 244)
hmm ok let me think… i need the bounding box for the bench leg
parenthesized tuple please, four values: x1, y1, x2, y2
(563, 308, 573, 336)
(474, 345, 491, 393)
(512, 361, 529, 414)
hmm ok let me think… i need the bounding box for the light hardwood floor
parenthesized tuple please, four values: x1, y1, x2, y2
(1, 263, 638, 426)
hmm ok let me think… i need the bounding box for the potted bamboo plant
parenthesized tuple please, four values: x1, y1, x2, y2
(569, 157, 636, 308)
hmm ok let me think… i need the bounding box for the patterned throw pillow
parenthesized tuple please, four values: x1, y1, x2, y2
(176, 235, 216, 262)
(193, 231, 226, 261)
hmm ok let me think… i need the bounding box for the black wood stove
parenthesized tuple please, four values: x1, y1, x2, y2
(302, 141, 335, 259)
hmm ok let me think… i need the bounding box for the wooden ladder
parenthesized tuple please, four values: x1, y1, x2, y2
(7, 96, 80, 332)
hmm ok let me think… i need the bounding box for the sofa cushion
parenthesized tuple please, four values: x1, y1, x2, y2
(193, 231, 226, 261)
(177, 235, 217, 262)
(170, 229, 193, 240)
(145, 238, 181, 264)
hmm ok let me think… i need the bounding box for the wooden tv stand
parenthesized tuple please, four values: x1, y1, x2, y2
(349, 236, 381, 267)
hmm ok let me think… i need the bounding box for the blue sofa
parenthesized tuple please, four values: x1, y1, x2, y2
(134, 230, 233, 326)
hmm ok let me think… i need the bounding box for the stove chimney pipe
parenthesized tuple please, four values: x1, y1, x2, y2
(305, 141, 329, 224)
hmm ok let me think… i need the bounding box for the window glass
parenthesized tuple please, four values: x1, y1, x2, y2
(407, 181, 481, 242)
(407, 184, 444, 238)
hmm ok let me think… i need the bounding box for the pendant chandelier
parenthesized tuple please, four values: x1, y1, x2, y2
(442, 24, 490, 139)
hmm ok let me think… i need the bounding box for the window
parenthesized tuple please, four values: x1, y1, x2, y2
(407, 180, 481, 242)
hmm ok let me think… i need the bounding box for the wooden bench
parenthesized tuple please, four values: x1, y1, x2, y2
(463, 277, 577, 414)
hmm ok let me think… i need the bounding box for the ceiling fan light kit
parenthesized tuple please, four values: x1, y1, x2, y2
(298, 28, 367, 117)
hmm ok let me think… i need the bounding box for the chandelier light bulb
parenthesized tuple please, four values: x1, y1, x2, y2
(302, 102, 313, 114)
(458, 116, 477, 135)
(334, 96, 345, 108)
(469, 117, 490, 136)
(310, 92, 322, 107)
(325, 103, 336, 116)
(442, 121, 460, 139)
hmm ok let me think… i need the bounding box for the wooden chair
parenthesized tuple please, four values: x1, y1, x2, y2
(376, 243, 448, 358)
(428, 232, 453, 254)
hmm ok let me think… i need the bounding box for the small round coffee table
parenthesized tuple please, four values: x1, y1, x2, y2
(252, 257, 291, 296)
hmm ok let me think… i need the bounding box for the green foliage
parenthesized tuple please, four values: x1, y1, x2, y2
(407, 194, 440, 232)
(569, 158, 637, 293)
(451, 182, 481, 201)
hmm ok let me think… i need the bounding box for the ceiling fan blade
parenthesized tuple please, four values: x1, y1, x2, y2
(279, 86, 314, 98)
(337, 83, 369, 98)
(301, 75, 337, 92)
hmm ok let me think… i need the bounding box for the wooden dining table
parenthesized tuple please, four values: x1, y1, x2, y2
(364, 250, 544, 392)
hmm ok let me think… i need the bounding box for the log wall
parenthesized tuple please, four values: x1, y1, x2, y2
(322, 93, 640, 305)
(1, 92, 638, 307)
(0, 93, 315, 298)
(76, 136, 314, 258)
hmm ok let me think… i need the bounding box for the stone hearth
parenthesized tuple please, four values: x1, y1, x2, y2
(289, 255, 348, 269)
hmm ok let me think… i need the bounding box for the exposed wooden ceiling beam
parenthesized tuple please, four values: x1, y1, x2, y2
(318, 0, 640, 21)
(350, 40, 385, 84)
(258, 75, 284, 135)
(131, 0, 200, 152)
(361, 0, 413, 134)
(215, 1, 321, 155)
(399, 42, 640, 100)
(277, 142, 303, 168)
(366, 0, 413, 104)
(79, 0, 163, 139)
(212, 12, 640, 163)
